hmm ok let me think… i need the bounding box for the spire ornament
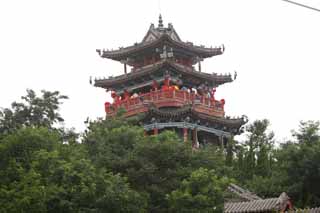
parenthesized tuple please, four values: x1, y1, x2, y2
(158, 14, 163, 28)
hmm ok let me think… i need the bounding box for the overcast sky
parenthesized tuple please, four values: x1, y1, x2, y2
(1, 0, 319, 141)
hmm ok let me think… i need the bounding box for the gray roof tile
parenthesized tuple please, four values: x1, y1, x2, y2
(225, 198, 279, 213)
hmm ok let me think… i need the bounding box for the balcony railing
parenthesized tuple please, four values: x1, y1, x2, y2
(105, 89, 225, 118)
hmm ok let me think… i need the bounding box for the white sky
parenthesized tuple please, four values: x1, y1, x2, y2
(0, 0, 319, 141)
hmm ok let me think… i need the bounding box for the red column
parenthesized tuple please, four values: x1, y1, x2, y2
(153, 128, 158, 135)
(183, 128, 188, 142)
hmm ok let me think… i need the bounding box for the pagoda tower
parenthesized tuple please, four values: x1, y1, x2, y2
(94, 15, 247, 148)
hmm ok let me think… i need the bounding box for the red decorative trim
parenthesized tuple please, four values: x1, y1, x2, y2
(105, 90, 225, 118)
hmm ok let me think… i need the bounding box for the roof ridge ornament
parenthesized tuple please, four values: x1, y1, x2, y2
(158, 14, 163, 28)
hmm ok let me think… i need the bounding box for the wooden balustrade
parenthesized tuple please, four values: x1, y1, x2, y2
(105, 90, 225, 117)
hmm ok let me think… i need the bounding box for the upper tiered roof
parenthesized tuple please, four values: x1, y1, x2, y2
(94, 60, 232, 92)
(96, 15, 224, 63)
(142, 15, 182, 43)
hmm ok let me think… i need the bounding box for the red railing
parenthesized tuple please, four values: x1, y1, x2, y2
(105, 90, 225, 117)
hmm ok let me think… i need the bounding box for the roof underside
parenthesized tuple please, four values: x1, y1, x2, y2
(144, 105, 246, 130)
(94, 60, 233, 92)
(105, 102, 245, 135)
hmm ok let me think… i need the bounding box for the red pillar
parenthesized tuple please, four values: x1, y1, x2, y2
(153, 128, 158, 135)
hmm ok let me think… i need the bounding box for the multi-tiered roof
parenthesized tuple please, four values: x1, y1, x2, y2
(97, 15, 223, 63)
(95, 15, 246, 146)
(95, 15, 232, 93)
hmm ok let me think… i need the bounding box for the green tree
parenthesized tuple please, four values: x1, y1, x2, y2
(226, 136, 236, 167)
(84, 118, 191, 212)
(84, 118, 229, 212)
(0, 127, 60, 173)
(276, 121, 320, 207)
(240, 119, 275, 180)
(167, 168, 229, 213)
(0, 89, 67, 135)
(83, 117, 146, 173)
(292, 120, 320, 144)
(0, 127, 147, 212)
(243, 120, 320, 207)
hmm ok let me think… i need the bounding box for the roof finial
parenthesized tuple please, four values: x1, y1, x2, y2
(158, 14, 163, 28)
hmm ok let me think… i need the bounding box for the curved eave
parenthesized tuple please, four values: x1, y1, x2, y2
(146, 105, 247, 129)
(170, 62, 233, 85)
(94, 60, 233, 89)
(193, 112, 247, 129)
(97, 34, 224, 61)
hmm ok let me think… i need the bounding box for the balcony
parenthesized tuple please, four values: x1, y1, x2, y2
(105, 89, 225, 118)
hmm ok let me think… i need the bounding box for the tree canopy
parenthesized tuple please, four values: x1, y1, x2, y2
(0, 89, 67, 136)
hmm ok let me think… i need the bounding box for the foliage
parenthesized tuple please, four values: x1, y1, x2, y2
(0, 96, 147, 212)
(275, 121, 320, 207)
(0, 127, 60, 173)
(83, 117, 145, 172)
(0, 89, 67, 136)
(84, 118, 190, 212)
(235, 120, 320, 207)
(83, 117, 229, 212)
(167, 168, 229, 213)
(0, 127, 147, 212)
(232, 119, 275, 184)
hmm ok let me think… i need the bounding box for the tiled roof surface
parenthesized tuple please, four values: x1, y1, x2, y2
(98, 34, 223, 60)
(227, 183, 262, 201)
(142, 22, 182, 43)
(224, 198, 279, 213)
(94, 60, 232, 89)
